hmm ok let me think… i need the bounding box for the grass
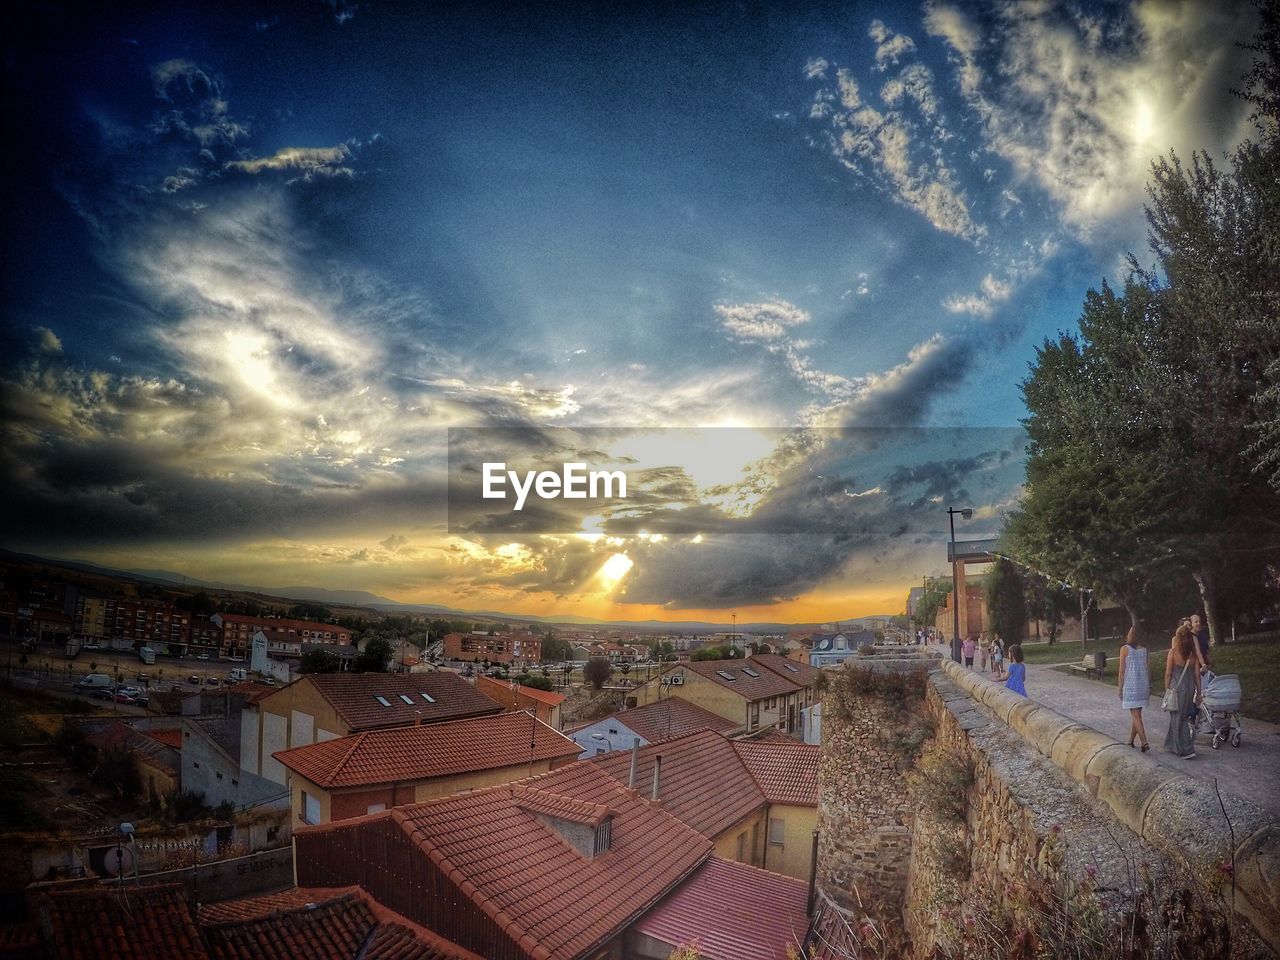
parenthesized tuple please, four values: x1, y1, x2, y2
(1028, 632, 1280, 724)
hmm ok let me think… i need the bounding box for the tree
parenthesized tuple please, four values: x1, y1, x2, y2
(985, 559, 1028, 643)
(916, 580, 953, 631)
(522, 675, 555, 692)
(1023, 574, 1075, 644)
(299, 649, 342, 674)
(583, 658, 613, 690)
(288, 602, 332, 621)
(354, 638, 394, 673)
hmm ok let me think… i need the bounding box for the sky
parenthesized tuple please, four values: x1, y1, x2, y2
(0, 0, 1263, 623)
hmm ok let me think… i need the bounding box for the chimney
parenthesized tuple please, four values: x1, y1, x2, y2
(414, 710, 423, 726)
(627, 737, 640, 789)
(651, 754, 662, 801)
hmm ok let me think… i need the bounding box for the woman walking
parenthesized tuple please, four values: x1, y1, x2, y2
(979, 632, 990, 672)
(991, 635, 1005, 679)
(1163, 625, 1202, 759)
(1117, 626, 1150, 752)
(962, 635, 976, 668)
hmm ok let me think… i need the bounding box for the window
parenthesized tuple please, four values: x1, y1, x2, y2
(607, 728, 618, 735)
(399, 694, 415, 704)
(367, 803, 386, 815)
(742, 667, 761, 678)
(783, 663, 800, 673)
(375, 696, 391, 707)
(302, 791, 321, 825)
(419, 692, 436, 703)
(231, 779, 239, 786)
(595, 747, 606, 755)
(769, 818, 785, 845)
(216, 772, 223, 780)
(193, 761, 200, 769)
(715, 670, 736, 681)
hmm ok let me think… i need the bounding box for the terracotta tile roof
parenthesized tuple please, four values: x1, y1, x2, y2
(291, 673, 502, 732)
(590, 730, 765, 838)
(675, 660, 801, 701)
(748, 653, 822, 687)
(143, 728, 183, 749)
(511, 786, 611, 827)
(475, 675, 568, 707)
(198, 887, 358, 924)
(295, 763, 713, 960)
(599, 697, 738, 743)
(633, 856, 811, 960)
(201, 889, 474, 960)
(0, 921, 38, 958)
(274, 712, 580, 788)
(733, 740, 820, 806)
(85, 722, 179, 778)
(39, 883, 209, 960)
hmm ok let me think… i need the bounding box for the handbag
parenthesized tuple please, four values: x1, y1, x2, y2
(1161, 661, 1191, 712)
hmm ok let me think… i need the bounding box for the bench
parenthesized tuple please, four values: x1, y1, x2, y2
(1070, 652, 1107, 680)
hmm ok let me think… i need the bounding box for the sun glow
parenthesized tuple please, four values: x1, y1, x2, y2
(597, 552, 634, 588)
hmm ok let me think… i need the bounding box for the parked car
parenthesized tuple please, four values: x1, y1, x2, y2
(92, 688, 116, 701)
(117, 685, 145, 699)
(75, 674, 114, 693)
(113, 692, 135, 704)
(206, 677, 220, 687)
(197, 653, 211, 661)
(188, 675, 201, 685)
(83, 642, 101, 652)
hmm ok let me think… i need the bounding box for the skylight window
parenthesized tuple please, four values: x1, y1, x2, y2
(783, 664, 799, 673)
(715, 670, 736, 681)
(375, 696, 391, 707)
(399, 694, 415, 704)
(742, 668, 761, 678)
(420, 692, 436, 703)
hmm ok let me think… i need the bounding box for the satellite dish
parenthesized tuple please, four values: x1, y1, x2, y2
(103, 844, 135, 877)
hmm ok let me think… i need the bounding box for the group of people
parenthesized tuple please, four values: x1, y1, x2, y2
(1116, 615, 1212, 760)
(961, 631, 1026, 697)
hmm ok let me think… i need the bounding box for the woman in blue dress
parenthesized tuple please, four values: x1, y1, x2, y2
(1117, 626, 1150, 752)
(1003, 644, 1027, 696)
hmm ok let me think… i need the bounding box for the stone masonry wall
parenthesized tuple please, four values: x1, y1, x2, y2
(817, 659, 931, 913)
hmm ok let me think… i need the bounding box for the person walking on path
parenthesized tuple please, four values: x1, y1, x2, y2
(1002, 644, 1026, 696)
(978, 632, 990, 672)
(991, 635, 1005, 679)
(962, 635, 976, 668)
(1189, 613, 1212, 671)
(1163, 625, 1202, 759)
(1117, 626, 1151, 752)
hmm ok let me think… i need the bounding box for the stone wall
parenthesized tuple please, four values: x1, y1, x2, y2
(816, 659, 931, 913)
(816, 655, 1277, 959)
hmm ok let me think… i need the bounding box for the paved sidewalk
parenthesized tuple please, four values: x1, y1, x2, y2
(973, 661, 1280, 815)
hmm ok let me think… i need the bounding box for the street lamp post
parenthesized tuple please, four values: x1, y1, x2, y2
(948, 507, 973, 664)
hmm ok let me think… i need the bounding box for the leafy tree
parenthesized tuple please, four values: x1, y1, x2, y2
(53, 719, 96, 771)
(916, 580, 953, 630)
(985, 559, 1028, 643)
(213, 800, 236, 821)
(539, 633, 573, 663)
(521, 675, 555, 692)
(583, 658, 613, 690)
(288, 602, 332, 621)
(299, 649, 342, 674)
(1023, 574, 1075, 644)
(354, 637, 394, 673)
(690, 645, 742, 661)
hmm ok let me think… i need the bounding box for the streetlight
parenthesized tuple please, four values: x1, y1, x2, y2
(948, 507, 973, 664)
(590, 732, 615, 754)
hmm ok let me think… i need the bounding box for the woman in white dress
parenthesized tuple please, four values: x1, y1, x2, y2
(1117, 626, 1151, 752)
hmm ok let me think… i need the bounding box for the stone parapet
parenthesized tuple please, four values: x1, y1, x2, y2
(938, 658, 1279, 954)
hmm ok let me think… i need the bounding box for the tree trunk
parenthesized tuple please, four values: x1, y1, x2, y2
(1193, 566, 1226, 646)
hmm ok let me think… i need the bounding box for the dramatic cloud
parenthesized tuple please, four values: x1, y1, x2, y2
(923, 0, 1255, 234)
(227, 143, 357, 181)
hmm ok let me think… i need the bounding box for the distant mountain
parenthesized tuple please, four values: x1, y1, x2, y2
(0, 547, 898, 631)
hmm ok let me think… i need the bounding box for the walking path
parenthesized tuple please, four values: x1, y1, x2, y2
(965, 657, 1280, 815)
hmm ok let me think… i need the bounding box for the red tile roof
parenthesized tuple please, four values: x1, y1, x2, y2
(201, 888, 477, 960)
(673, 660, 801, 700)
(475, 675, 567, 707)
(198, 887, 359, 924)
(590, 730, 766, 838)
(633, 856, 812, 960)
(733, 740, 820, 806)
(511, 785, 611, 827)
(39, 883, 210, 960)
(294, 763, 713, 960)
(274, 712, 580, 788)
(144, 728, 184, 749)
(748, 653, 822, 687)
(599, 697, 738, 743)
(284, 673, 502, 732)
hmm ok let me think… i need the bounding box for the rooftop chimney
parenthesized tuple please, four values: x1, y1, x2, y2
(651, 754, 662, 801)
(627, 737, 640, 790)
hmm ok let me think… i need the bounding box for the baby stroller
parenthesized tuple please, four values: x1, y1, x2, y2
(1193, 672, 1243, 749)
